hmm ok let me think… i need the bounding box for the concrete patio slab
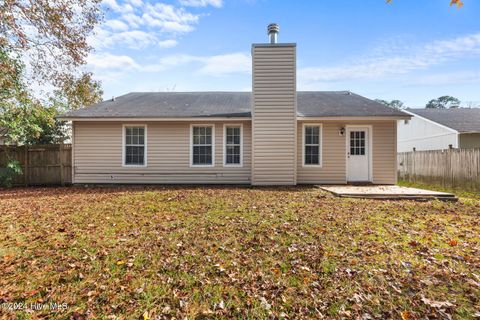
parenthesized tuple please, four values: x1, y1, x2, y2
(318, 185, 457, 201)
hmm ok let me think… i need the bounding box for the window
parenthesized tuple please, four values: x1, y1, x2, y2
(224, 125, 242, 166)
(123, 125, 146, 166)
(303, 124, 321, 166)
(350, 131, 366, 155)
(191, 125, 214, 166)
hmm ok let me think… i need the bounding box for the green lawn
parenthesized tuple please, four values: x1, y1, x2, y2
(0, 186, 479, 319)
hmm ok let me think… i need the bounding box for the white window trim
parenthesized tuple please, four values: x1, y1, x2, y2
(223, 124, 243, 167)
(302, 123, 323, 167)
(190, 124, 215, 167)
(122, 124, 147, 167)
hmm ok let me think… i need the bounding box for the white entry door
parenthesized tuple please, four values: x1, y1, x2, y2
(347, 127, 370, 182)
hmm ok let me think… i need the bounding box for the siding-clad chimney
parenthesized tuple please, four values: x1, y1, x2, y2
(251, 24, 297, 185)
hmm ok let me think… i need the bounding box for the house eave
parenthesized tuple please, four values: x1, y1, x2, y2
(57, 117, 252, 122)
(297, 115, 412, 121)
(59, 115, 412, 122)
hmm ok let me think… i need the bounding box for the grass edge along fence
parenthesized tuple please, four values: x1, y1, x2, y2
(398, 148, 480, 192)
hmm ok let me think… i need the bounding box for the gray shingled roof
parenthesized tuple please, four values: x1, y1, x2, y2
(408, 108, 480, 133)
(59, 91, 409, 119)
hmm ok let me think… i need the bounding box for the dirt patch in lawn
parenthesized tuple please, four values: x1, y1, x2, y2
(0, 186, 479, 319)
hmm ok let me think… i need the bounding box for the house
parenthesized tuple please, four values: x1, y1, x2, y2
(398, 108, 480, 152)
(58, 24, 410, 186)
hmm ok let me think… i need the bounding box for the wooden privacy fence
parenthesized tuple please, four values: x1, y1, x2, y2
(0, 144, 72, 186)
(398, 149, 480, 191)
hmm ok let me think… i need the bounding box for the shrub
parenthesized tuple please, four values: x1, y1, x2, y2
(0, 160, 23, 187)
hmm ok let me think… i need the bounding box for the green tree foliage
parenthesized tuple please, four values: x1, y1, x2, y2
(51, 72, 103, 110)
(0, 47, 67, 145)
(0, 103, 67, 145)
(0, 1, 104, 146)
(426, 96, 461, 109)
(375, 99, 405, 110)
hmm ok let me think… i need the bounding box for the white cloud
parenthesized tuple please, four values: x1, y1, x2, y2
(115, 30, 158, 48)
(298, 32, 480, 83)
(121, 13, 143, 28)
(127, 0, 143, 7)
(179, 0, 223, 8)
(105, 19, 129, 31)
(144, 52, 251, 75)
(157, 54, 197, 66)
(102, 0, 122, 12)
(142, 2, 199, 33)
(102, 0, 134, 13)
(93, 0, 207, 52)
(410, 71, 480, 86)
(197, 53, 251, 75)
(158, 39, 178, 48)
(92, 29, 158, 49)
(87, 53, 140, 70)
(87, 52, 251, 77)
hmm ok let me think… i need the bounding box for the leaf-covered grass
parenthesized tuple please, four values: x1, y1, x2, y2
(0, 186, 479, 319)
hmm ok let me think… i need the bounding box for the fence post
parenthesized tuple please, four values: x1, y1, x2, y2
(449, 149, 454, 188)
(60, 143, 65, 186)
(24, 145, 29, 187)
(412, 149, 416, 183)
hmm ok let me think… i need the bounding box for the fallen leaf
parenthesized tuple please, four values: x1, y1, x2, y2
(260, 297, 271, 310)
(408, 240, 419, 247)
(448, 239, 458, 247)
(421, 296, 455, 309)
(401, 310, 411, 320)
(142, 311, 150, 320)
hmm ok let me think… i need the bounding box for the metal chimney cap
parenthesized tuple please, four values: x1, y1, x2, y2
(267, 23, 279, 34)
(267, 23, 279, 43)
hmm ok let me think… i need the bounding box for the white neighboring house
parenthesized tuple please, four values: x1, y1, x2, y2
(398, 108, 480, 152)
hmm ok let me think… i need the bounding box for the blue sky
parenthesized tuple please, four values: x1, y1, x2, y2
(87, 0, 480, 107)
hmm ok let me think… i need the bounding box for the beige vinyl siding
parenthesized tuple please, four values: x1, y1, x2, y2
(252, 44, 297, 185)
(297, 120, 397, 185)
(73, 121, 251, 184)
(73, 118, 397, 185)
(459, 133, 480, 149)
(297, 122, 346, 184)
(372, 121, 397, 184)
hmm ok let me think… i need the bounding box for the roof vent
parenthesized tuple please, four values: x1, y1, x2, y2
(112, 96, 116, 102)
(268, 23, 279, 44)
